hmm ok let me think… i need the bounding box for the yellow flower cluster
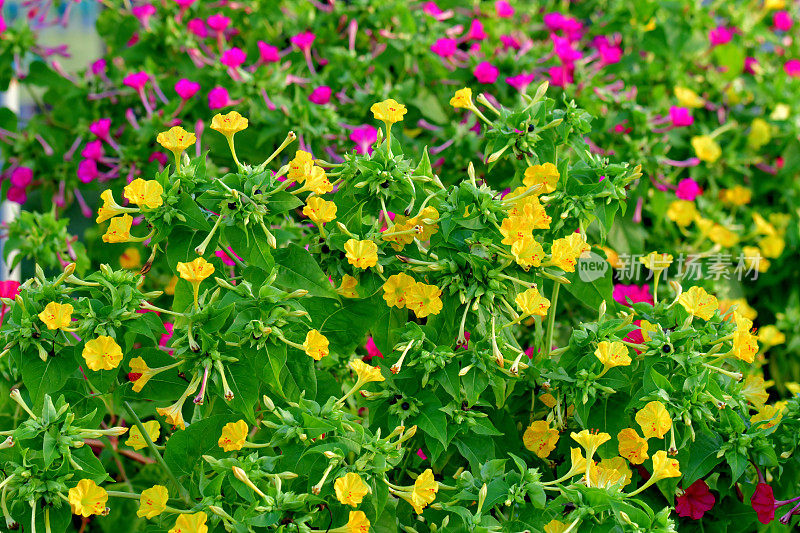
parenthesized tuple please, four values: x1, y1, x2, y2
(382, 273, 443, 318)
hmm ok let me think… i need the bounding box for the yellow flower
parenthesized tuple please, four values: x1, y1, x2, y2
(515, 287, 551, 316)
(600, 246, 623, 269)
(120, 247, 142, 269)
(617, 428, 649, 464)
(337, 275, 358, 298)
(741, 375, 769, 408)
(522, 420, 559, 458)
(157, 126, 196, 160)
(165, 275, 179, 295)
(765, 0, 786, 10)
(218, 420, 248, 451)
(68, 479, 108, 517)
(303, 329, 330, 361)
(210, 111, 249, 137)
(732, 312, 758, 363)
(588, 461, 628, 490)
(635, 401, 672, 439)
(102, 214, 133, 243)
(82, 336, 124, 371)
(742, 246, 770, 273)
(720, 185, 752, 206)
(405, 282, 443, 318)
(343, 510, 370, 533)
(770, 103, 790, 120)
(412, 206, 440, 241)
(350, 359, 384, 384)
(382, 273, 416, 308)
(38, 302, 74, 330)
(570, 429, 611, 460)
(640, 251, 673, 272)
(288, 150, 314, 182)
(177, 257, 215, 283)
(344, 239, 379, 269)
(544, 519, 571, 533)
(137, 485, 168, 519)
(751, 403, 783, 429)
(370, 99, 407, 125)
(748, 118, 772, 150)
(450, 88, 474, 109)
(303, 196, 337, 224)
(129, 357, 154, 393)
(666, 200, 697, 227)
(691, 135, 722, 163)
(523, 163, 560, 194)
(124, 179, 164, 209)
(759, 234, 785, 258)
(511, 236, 545, 270)
(550, 233, 590, 272)
(719, 298, 757, 321)
(650, 450, 681, 482)
(594, 340, 631, 369)
(759, 325, 785, 347)
(674, 87, 705, 108)
(639, 320, 657, 342)
(382, 215, 417, 251)
(678, 286, 719, 321)
(707, 224, 739, 248)
(499, 215, 534, 246)
(96, 190, 129, 223)
(169, 512, 208, 533)
(125, 420, 161, 450)
(158, 398, 190, 430)
(304, 166, 334, 195)
(599, 457, 632, 487)
(412, 469, 439, 507)
(566, 447, 588, 476)
(334, 472, 369, 507)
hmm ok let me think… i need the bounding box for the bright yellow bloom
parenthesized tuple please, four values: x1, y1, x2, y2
(304, 166, 334, 195)
(550, 233, 590, 272)
(96, 190, 129, 223)
(303, 196, 337, 224)
(570, 429, 611, 460)
(338, 275, 358, 298)
(765, 0, 786, 8)
(544, 519, 571, 533)
(707, 223, 739, 248)
(137, 485, 168, 519)
(523, 163, 560, 194)
(719, 298, 757, 321)
(125, 420, 161, 450)
(344, 239, 379, 269)
(370, 99, 407, 124)
(218, 420, 248, 451)
(759, 325, 785, 347)
(759, 234, 785, 258)
(82, 336, 124, 371)
(523, 420, 559, 458)
(120, 247, 142, 269)
(617, 428, 649, 464)
(691, 135, 721, 163)
(382, 215, 417, 251)
(741, 375, 769, 408)
(674, 87, 704, 108)
(288, 150, 314, 182)
(124, 179, 164, 209)
(38, 302, 74, 330)
(515, 287, 551, 316)
(732, 312, 758, 363)
(405, 282, 443, 318)
(639, 320, 657, 342)
(102, 214, 133, 243)
(666, 200, 697, 227)
(158, 399, 189, 430)
(68, 479, 108, 517)
(343, 511, 370, 533)
(450, 88, 474, 109)
(334, 472, 369, 507)
(169, 512, 208, 533)
(748, 118, 771, 150)
(751, 403, 783, 429)
(594, 341, 631, 369)
(599, 246, 623, 269)
(412, 206, 440, 241)
(350, 359, 384, 384)
(177, 257, 215, 283)
(650, 450, 681, 481)
(210, 111, 249, 137)
(165, 275, 179, 295)
(303, 329, 330, 361)
(742, 246, 770, 273)
(157, 126, 196, 159)
(679, 286, 718, 321)
(588, 461, 628, 490)
(598, 457, 632, 487)
(640, 251, 673, 272)
(382, 273, 416, 308)
(720, 185, 752, 206)
(635, 401, 672, 439)
(500, 215, 534, 246)
(412, 469, 439, 507)
(511, 235, 545, 270)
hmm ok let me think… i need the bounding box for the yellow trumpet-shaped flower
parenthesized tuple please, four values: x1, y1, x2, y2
(523, 420, 559, 458)
(102, 214, 134, 243)
(570, 429, 611, 461)
(334, 472, 369, 507)
(674, 87, 705, 108)
(523, 163, 560, 194)
(82, 336, 124, 371)
(640, 251, 673, 272)
(511, 235, 545, 271)
(96, 189, 134, 223)
(750, 403, 784, 429)
(550, 233, 590, 272)
(382, 273, 416, 309)
(594, 340, 631, 369)
(124, 179, 164, 209)
(125, 420, 161, 450)
(218, 420, 248, 451)
(210, 111, 249, 137)
(650, 450, 681, 481)
(370, 98, 407, 125)
(412, 469, 439, 507)
(137, 485, 169, 519)
(303, 196, 337, 225)
(157, 126, 196, 172)
(617, 428, 649, 464)
(678, 286, 719, 321)
(38, 302, 74, 330)
(288, 150, 314, 182)
(405, 282, 443, 318)
(691, 135, 722, 163)
(303, 329, 330, 361)
(68, 479, 108, 517)
(449, 88, 474, 109)
(515, 287, 551, 317)
(666, 200, 697, 227)
(635, 401, 672, 439)
(344, 239, 378, 269)
(350, 359, 384, 384)
(177, 257, 215, 307)
(168, 512, 209, 533)
(732, 312, 759, 363)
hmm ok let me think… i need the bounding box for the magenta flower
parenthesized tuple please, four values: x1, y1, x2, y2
(208, 86, 231, 109)
(174, 0, 196, 7)
(7, 187, 27, 204)
(474, 61, 499, 84)
(10, 167, 33, 188)
(613, 284, 653, 306)
(676, 178, 702, 200)
(257, 41, 281, 63)
(676, 479, 716, 520)
(431, 38, 457, 58)
(132, 4, 156, 25)
(500, 35, 521, 50)
(350, 125, 378, 155)
(89, 118, 112, 140)
(149, 152, 168, 165)
(187, 18, 207, 38)
(220, 47, 246, 68)
(543, 12, 566, 31)
(597, 42, 622, 65)
(744, 56, 759, 74)
(669, 106, 694, 127)
(552, 34, 582, 63)
(0, 281, 21, 300)
(77, 159, 99, 184)
(81, 140, 105, 160)
(773, 11, 793, 31)
(422, 2, 443, 18)
(123, 71, 149, 91)
(466, 19, 487, 41)
(548, 64, 574, 87)
(364, 337, 383, 360)
(495, 0, 514, 18)
(308, 86, 332, 105)
(206, 13, 231, 33)
(784, 59, 800, 77)
(175, 78, 200, 100)
(291, 31, 316, 51)
(90, 59, 107, 75)
(709, 26, 733, 46)
(505, 73, 535, 92)
(159, 322, 174, 348)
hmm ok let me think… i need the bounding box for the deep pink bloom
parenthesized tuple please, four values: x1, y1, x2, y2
(431, 38, 457, 58)
(0, 13, 6, 34)
(0, 281, 21, 299)
(744, 56, 759, 74)
(474, 61, 499, 83)
(215, 247, 242, 266)
(132, 4, 156, 24)
(206, 13, 231, 33)
(364, 337, 383, 360)
(466, 19, 487, 41)
(784, 59, 800, 77)
(551, 34, 582, 63)
(613, 284, 653, 306)
(676, 480, 716, 520)
(81, 140, 104, 160)
(416, 448, 428, 460)
(546, 15, 583, 41)
(175, 78, 200, 100)
(220, 47, 246, 68)
(669, 106, 694, 127)
(709, 26, 733, 46)
(495, 0, 514, 18)
(160, 322, 174, 348)
(351, 125, 377, 155)
(77, 159, 99, 184)
(187, 18, 207, 38)
(597, 42, 622, 65)
(90, 59, 107, 75)
(676, 178, 702, 200)
(543, 12, 566, 31)
(7, 187, 26, 204)
(207, 86, 230, 109)
(10, 167, 33, 188)
(90, 119, 112, 139)
(291, 31, 316, 51)
(123, 72, 149, 91)
(422, 2, 443, 17)
(308, 86, 332, 105)
(624, 321, 645, 354)
(506, 73, 535, 92)
(149, 152, 168, 165)
(174, 0, 196, 7)
(773, 11, 793, 31)
(500, 35, 521, 50)
(257, 41, 281, 63)
(548, 64, 574, 87)
(751, 483, 775, 524)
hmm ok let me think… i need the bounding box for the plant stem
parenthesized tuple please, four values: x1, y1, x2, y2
(544, 282, 561, 358)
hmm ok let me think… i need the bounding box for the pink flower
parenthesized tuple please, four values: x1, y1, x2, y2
(90, 59, 107, 75)
(784, 59, 800, 77)
(220, 47, 246, 68)
(207, 86, 230, 109)
(364, 337, 383, 360)
(473, 61, 499, 83)
(123, 71, 149, 91)
(466, 19, 487, 41)
(132, 4, 156, 25)
(77, 159, 99, 184)
(89, 118, 112, 140)
(416, 448, 428, 461)
(7, 187, 27, 204)
(175, 78, 200, 100)
(597, 41, 622, 65)
(215, 247, 242, 266)
(431, 38, 457, 58)
(495, 0, 514, 18)
(624, 321, 645, 353)
(613, 284, 653, 306)
(187, 18, 207, 38)
(773, 11, 793, 31)
(0, 13, 6, 34)
(81, 140, 105, 160)
(308, 86, 332, 105)
(676, 479, 716, 520)
(709, 26, 733, 46)
(422, 2, 443, 18)
(149, 152, 168, 165)
(500, 34, 521, 50)
(174, 0, 196, 7)
(351, 125, 377, 155)
(257, 41, 281, 63)
(744, 56, 759, 74)
(675, 178, 702, 200)
(669, 106, 694, 127)
(160, 322, 174, 348)
(552, 34, 582, 63)
(10, 167, 33, 188)
(505, 73, 535, 92)
(548, 64, 574, 87)
(0, 280, 21, 299)
(751, 483, 775, 524)
(206, 13, 231, 33)
(543, 12, 566, 31)
(291, 31, 316, 51)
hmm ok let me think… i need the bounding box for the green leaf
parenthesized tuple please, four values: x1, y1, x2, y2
(21, 351, 76, 407)
(679, 431, 724, 486)
(273, 244, 339, 298)
(164, 415, 234, 479)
